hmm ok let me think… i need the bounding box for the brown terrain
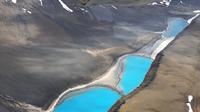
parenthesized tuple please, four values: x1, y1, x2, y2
(117, 15, 200, 112)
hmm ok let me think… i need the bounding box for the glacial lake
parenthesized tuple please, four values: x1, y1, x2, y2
(54, 87, 121, 112)
(118, 56, 153, 95)
(163, 18, 188, 37)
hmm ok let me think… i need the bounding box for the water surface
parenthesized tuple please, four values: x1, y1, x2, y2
(163, 18, 188, 37)
(54, 87, 121, 112)
(118, 56, 153, 95)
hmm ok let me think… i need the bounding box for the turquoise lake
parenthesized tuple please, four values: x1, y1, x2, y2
(163, 18, 188, 37)
(54, 87, 121, 112)
(54, 56, 153, 112)
(118, 56, 153, 95)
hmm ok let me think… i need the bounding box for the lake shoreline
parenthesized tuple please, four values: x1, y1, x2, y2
(109, 52, 163, 112)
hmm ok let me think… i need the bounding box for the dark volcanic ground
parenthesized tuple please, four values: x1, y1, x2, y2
(0, 0, 199, 112)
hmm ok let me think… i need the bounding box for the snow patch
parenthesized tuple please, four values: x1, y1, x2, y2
(5, 0, 17, 3)
(193, 10, 200, 13)
(58, 0, 73, 12)
(39, 0, 43, 6)
(12, 0, 17, 3)
(27, 11, 32, 14)
(188, 95, 193, 102)
(22, 8, 26, 13)
(148, 0, 172, 7)
(80, 8, 88, 13)
(151, 2, 159, 5)
(160, 0, 172, 7)
(180, 0, 183, 4)
(111, 5, 118, 9)
(186, 95, 193, 112)
(22, 8, 32, 14)
(80, 8, 85, 11)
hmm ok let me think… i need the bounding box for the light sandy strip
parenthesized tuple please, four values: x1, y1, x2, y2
(151, 37, 174, 59)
